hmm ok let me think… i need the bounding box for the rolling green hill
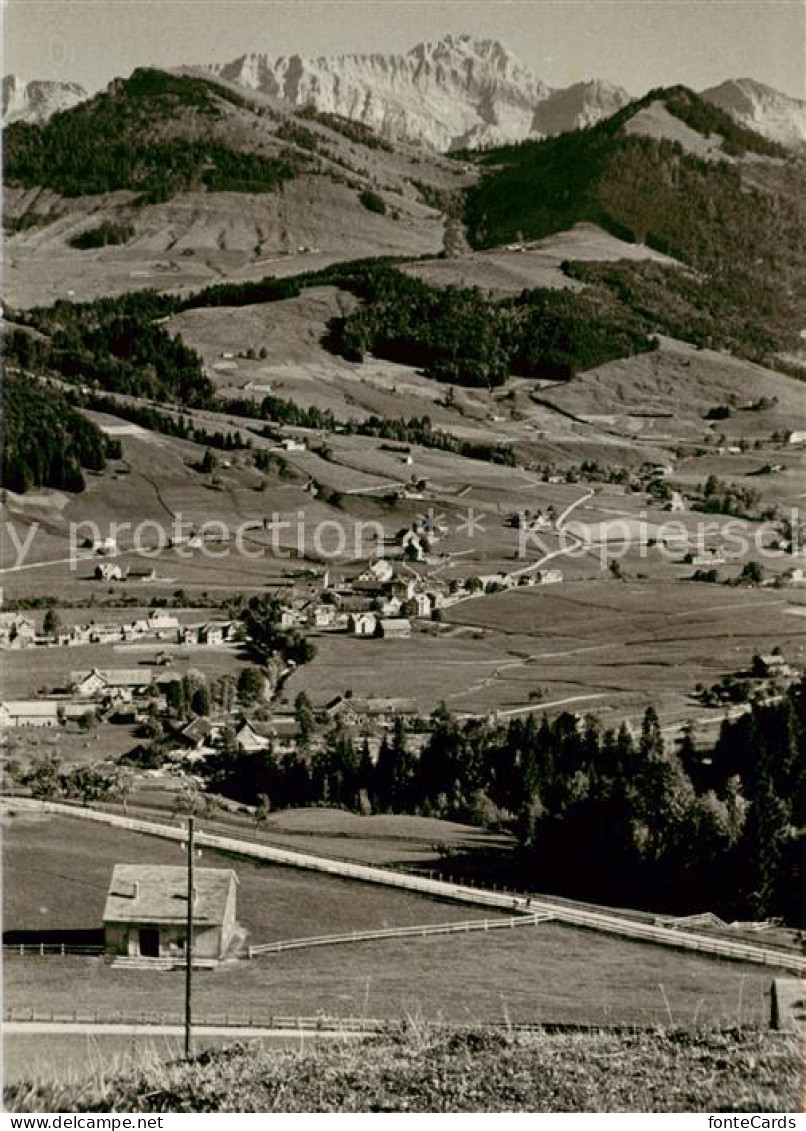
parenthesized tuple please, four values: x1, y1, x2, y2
(4, 69, 306, 202)
(463, 86, 805, 363)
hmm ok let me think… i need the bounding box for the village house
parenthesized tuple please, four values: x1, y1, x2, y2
(404, 593, 432, 619)
(235, 719, 273, 753)
(309, 603, 337, 629)
(195, 621, 238, 646)
(362, 558, 394, 585)
(0, 700, 59, 727)
(379, 617, 412, 639)
(177, 716, 216, 751)
(103, 864, 238, 963)
(0, 613, 36, 649)
(691, 548, 726, 567)
(392, 577, 418, 601)
(667, 492, 687, 514)
(71, 668, 156, 698)
(379, 594, 404, 617)
(398, 530, 425, 561)
(349, 612, 378, 637)
(269, 715, 299, 754)
(754, 653, 795, 679)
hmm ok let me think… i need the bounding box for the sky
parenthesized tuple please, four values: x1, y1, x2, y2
(4, 0, 806, 99)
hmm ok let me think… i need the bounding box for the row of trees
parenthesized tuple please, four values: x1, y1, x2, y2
(200, 684, 805, 924)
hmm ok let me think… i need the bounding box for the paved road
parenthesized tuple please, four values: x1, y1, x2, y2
(4, 1021, 364, 1040)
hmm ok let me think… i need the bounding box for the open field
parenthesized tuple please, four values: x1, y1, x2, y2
(3, 723, 142, 771)
(402, 222, 679, 295)
(2, 812, 494, 944)
(2, 810, 782, 1033)
(286, 579, 806, 725)
(111, 794, 513, 868)
(0, 641, 248, 700)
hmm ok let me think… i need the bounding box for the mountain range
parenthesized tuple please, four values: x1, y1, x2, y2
(2, 74, 87, 124)
(5, 35, 805, 150)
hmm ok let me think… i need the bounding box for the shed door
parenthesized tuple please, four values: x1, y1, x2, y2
(139, 928, 160, 957)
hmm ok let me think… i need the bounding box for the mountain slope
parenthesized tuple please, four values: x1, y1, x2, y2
(462, 85, 805, 364)
(702, 78, 806, 149)
(2, 69, 458, 307)
(194, 35, 630, 151)
(2, 75, 88, 123)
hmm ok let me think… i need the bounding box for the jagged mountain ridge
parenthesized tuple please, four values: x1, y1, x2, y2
(2, 75, 88, 123)
(6, 36, 805, 151)
(701, 77, 806, 150)
(193, 35, 632, 151)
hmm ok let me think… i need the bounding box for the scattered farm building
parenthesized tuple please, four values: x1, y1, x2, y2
(71, 668, 155, 698)
(235, 719, 273, 753)
(379, 617, 412, 639)
(94, 563, 124, 582)
(0, 614, 36, 649)
(0, 700, 59, 727)
(103, 865, 238, 962)
(177, 716, 216, 750)
(404, 593, 432, 618)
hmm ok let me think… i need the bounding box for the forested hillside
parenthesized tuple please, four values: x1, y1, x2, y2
(463, 86, 805, 364)
(4, 69, 305, 202)
(2, 371, 109, 493)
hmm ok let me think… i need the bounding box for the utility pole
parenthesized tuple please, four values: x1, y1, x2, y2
(185, 815, 194, 1059)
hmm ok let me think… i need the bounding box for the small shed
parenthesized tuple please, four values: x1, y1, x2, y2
(103, 864, 238, 961)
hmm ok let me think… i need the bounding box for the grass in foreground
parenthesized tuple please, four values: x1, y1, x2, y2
(6, 1025, 801, 1113)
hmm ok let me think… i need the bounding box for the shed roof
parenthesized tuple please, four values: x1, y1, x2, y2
(103, 864, 236, 926)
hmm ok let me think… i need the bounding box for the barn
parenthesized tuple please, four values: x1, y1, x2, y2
(103, 864, 238, 962)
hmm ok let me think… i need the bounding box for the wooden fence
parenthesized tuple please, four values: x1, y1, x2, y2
(4, 943, 104, 957)
(5, 798, 804, 974)
(248, 912, 553, 957)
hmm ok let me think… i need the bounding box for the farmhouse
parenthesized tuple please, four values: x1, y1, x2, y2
(363, 558, 394, 585)
(72, 668, 156, 696)
(103, 865, 238, 962)
(0, 700, 59, 727)
(399, 530, 425, 561)
(93, 563, 124, 582)
(196, 621, 238, 646)
(404, 593, 432, 618)
(310, 603, 337, 628)
(235, 719, 273, 753)
(177, 716, 215, 750)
